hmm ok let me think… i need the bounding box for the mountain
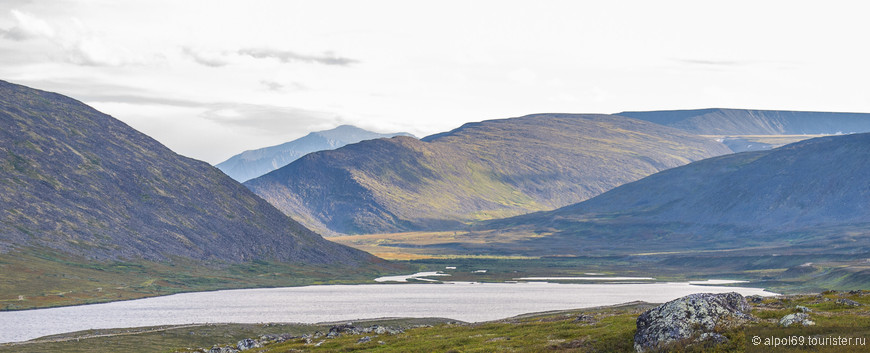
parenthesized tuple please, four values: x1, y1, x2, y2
(618, 108, 870, 135)
(0, 80, 375, 265)
(483, 133, 870, 256)
(245, 113, 731, 235)
(216, 125, 414, 182)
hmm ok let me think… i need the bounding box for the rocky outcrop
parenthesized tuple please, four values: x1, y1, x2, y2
(836, 298, 862, 307)
(634, 292, 753, 352)
(779, 313, 815, 327)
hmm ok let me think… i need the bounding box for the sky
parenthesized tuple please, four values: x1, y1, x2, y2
(1, 0, 869, 164)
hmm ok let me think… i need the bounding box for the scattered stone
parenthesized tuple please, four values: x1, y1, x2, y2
(357, 336, 372, 344)
(208, 346, 239, 353)
(796, 305, 812, 313)
(634, 292, 753, 352)
(837, 298, 862, 307)
(780, 313, 815, 327)
(314, 340, 326, 347)
(746, 295, 764, 304)
(259, 333, 295, 344)
(485, 336, 510, 342)
(574, 314, 595, 323)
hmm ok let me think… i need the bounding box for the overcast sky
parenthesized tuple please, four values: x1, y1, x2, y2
(2, 1, 869, 164)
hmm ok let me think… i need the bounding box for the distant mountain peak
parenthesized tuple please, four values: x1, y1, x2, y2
(216, 125, 414, 182)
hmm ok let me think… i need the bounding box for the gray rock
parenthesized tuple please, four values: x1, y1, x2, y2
(746, 295, 764, 304)
(634, 292, 753, 352)
(208, 346, 239, 353)
(236, 338, 261, 351)
(779, 313, 815, 327)
(836, 298, 862, 307)
(329, 323, 362, 338)
(796, 305, 812, 312)
(575, 314, 596, 323)
(357, 336, 372, 344)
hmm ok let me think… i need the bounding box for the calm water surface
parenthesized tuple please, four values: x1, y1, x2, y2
(0, 281, 776, 343)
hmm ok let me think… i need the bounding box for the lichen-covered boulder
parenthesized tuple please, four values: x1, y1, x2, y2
(236, 338, 261, 351)
(634, 292, 753, 352)
(779, 313, 815, 327)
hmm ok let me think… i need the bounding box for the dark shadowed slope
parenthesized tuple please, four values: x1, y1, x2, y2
(246, 114, 731, 235)
(216, 125, 414, 182)
(484, 133, 870, 256)
(0, 80, 375, 265)
(618, 108, 870, 135)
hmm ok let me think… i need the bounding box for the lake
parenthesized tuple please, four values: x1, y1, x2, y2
(0, 281, 776, 343)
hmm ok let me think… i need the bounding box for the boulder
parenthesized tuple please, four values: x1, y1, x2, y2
(236, 338, 261, 351)
(779, 313, 815, 327)
(634, 292, 753, 352)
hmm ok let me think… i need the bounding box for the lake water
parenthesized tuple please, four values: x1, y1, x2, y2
(0, 281, 776, 343)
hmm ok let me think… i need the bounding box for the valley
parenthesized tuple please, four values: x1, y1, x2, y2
(3, 80, 870, 352)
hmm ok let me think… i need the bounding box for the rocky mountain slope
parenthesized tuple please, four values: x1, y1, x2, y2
(216, 125, 413, 182)
(484, 133, 870, 255)
(0, 80, 375, 265)
(618, 108, 870, 135)
(245, 114, 731, 235)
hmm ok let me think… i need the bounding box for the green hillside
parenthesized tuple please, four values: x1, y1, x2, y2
(246, 114, 730, 235)
(0, 80, 389, 309)
(480, 133, 870, 258)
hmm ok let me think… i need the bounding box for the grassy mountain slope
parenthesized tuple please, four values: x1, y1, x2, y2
(216, 125, 413, 182)
(0, 80, 375, 266)
(618, 108, 870, 135)
(481, 133, 870, 256)
(246, 114, 731, 235)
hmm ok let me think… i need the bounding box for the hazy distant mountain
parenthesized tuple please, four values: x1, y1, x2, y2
(245, 114, 731, 235)
(216, 125, 414, 182)
(0, 80, 375, 265)
(618, 108, 870, 135)
(484, 133, 870, 255)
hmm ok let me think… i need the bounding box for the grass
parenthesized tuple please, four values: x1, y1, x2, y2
(0, 249, 403, 311)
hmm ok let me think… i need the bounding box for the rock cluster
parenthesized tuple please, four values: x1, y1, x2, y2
(634, 292, 753, 352)
(194, 323, 407, 352)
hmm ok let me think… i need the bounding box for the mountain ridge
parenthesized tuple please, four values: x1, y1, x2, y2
(617, 108, 870, 135)
(478, 132, 870, 256)
(246, 113, 731, 235)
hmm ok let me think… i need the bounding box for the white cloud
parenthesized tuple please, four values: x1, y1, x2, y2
(1, 9, 55, 40)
